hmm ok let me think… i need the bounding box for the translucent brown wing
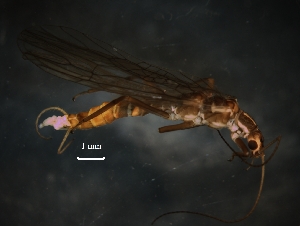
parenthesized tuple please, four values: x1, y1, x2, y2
(18, 26, 217, 103)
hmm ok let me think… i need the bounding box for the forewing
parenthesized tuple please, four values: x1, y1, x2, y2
(18, 26, 217, 103)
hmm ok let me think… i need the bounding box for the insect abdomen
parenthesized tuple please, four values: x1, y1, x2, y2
(68, 101, 148, 130)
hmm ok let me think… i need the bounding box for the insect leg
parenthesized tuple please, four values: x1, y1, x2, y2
(158, 112, 223, 133)
(72, 89, 100, 101)
(228, 137, 250, 161)
(72, 96, 170, 130)
(159, 121, 200, 133)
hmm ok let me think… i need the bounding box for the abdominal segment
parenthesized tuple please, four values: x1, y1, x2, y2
(67, 101, 148, 130)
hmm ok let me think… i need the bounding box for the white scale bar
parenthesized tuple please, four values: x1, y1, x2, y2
(77, 157, 105, 160)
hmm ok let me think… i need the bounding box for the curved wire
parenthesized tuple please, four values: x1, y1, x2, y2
(57, 127, 74, 154)
(35, 106, 75, 154)
(151, 155, 265, 225)
(35, 107, 68, 140)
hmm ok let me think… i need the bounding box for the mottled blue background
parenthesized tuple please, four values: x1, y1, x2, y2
(1, 0, 300, 225)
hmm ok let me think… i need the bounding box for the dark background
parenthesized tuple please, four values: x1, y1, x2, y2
(1, 0, 300, 225)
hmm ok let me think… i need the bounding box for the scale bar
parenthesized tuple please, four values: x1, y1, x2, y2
(77, 157, 105, 160)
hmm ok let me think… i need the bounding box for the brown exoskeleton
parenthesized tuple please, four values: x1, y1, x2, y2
(18, 26, 281, 224)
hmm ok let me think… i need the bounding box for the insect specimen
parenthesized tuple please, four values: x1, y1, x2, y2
(18, 26, 281, 224)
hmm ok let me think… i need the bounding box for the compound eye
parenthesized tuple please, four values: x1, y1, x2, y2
(248, 140, 258, 150)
